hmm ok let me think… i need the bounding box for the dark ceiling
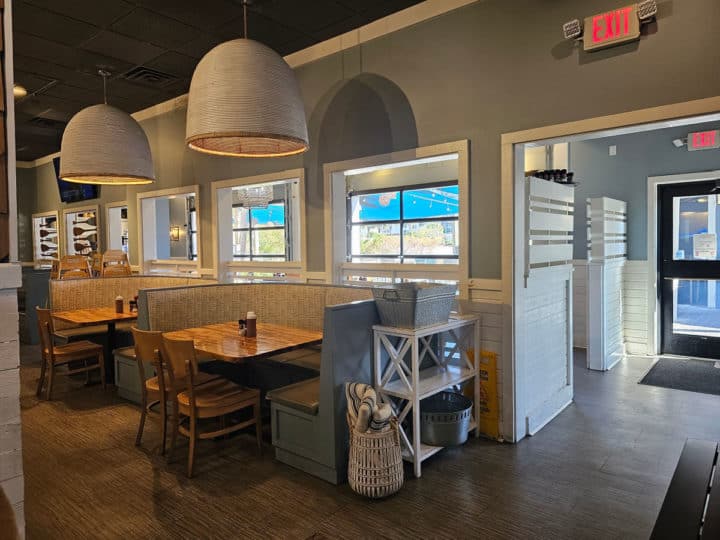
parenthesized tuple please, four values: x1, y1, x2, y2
(12, 0, 423, 161)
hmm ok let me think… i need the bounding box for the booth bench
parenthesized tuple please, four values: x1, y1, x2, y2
(136, 282, 376, 484)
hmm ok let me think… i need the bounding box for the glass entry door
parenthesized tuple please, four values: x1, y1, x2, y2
(659, 181, 720, 358)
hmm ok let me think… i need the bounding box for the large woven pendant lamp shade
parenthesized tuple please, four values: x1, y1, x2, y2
(185, 37, 309, 158)
(60, 103, 155, 185)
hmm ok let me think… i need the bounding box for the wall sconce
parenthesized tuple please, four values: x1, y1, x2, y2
(170, 226, 181, 241)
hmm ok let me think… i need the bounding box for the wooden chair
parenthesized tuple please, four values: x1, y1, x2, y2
(49, 259, 60, 279)
(57, 255, 92, 280)
(100, 250, 131, 277)
(131, 328, 220, 454)
(161, 336, 262, 477)
(90, 252, 102, 276)
(36, 307, 105, 400)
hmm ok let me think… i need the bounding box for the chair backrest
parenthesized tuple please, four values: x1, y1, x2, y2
(102, 264, 131, 277)
(50, 259, 60, 279)
(36, 307, 55, 361)
(160, 336, 198, 388)
(101, 251, 131, 277)
(58, 255, 91, 280)
(90, 252, 102, 276)
(131, 327, 162, 366)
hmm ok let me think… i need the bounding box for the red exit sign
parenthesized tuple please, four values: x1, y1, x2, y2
(583, 5, 640, 51)
(688, 130, 720, 151)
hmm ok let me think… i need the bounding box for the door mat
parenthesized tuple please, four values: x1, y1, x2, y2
(639, 357, 720, 396)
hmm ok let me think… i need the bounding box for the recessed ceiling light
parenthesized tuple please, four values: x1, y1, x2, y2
(13, 84, 27, 99)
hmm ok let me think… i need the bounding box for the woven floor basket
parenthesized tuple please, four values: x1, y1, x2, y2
(348, 417, 404, 499)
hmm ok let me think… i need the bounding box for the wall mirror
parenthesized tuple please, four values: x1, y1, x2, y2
(62, 205, 100, 256)
(137, 186, 200, 274)
(212, 169, 305, 282)
(105, 201, 129, 259)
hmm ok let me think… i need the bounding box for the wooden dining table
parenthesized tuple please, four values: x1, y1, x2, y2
(52, 307, 138, 384)
(162, 321, 323, 362)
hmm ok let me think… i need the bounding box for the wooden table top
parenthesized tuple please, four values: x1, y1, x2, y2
(163, 321, 323, 362)
(52, 307, 138, 326)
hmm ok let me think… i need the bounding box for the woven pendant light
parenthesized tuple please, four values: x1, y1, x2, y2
(185, 2, 308, 158)
(60, 70, 155, 185)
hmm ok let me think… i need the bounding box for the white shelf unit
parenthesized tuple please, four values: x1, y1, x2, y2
(586, 197, 627, 371)
(373, 315, 480, 478)
(31, 210, 59, 267)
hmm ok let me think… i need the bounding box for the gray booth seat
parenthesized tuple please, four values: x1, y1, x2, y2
(267, 300, 379, 484)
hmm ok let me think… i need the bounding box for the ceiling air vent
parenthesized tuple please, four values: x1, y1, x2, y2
(121, 66, 177, 88)
(28, 116, 67, 130)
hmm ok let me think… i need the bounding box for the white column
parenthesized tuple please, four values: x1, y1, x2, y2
(0, 264, 24, 537)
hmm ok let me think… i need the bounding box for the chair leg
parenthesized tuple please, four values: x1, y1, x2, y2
(85, 359, 90, 385)
(160, 398, 168, 456)
(46, 361, 55, 400)
(36, 358, 47, 398)
(187, 412, 197, 478)
(135, 393, 148, 447)
(255, 399, 262, 454)
(98, 352, 106, 390)
(168, 400, 179, 464)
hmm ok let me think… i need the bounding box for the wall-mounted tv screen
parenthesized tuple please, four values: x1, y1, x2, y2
(53, 157, 100, 203)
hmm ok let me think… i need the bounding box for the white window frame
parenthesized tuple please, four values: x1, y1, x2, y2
(104, 200, 130, 261)
(323, 141, 470, 295)
(136, 185, 202, 275)
(211, 169, 306, 282)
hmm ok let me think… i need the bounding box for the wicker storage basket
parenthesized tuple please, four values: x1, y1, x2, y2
(372, 283, 456, 328)
(348, 416, 404, 499)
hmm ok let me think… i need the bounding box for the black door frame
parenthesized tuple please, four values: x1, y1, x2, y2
(658, 180, 720, 358)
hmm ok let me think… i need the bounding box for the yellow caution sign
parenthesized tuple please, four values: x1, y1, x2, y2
(464, 350, 500, 439)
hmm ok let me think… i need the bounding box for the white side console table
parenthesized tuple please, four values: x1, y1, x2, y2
(373, 315, 480, 478)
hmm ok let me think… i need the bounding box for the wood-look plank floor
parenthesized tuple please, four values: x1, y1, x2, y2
(19, 346, 720, 539)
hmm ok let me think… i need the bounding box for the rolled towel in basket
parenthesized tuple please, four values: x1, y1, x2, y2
(369, 402, 392, 432)
(345, 382, 372, 428)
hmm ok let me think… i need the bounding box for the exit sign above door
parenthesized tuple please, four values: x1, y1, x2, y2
(562, 1, 658, 53)
(584, 6, 640, 51)
(688, 130, 720, 151)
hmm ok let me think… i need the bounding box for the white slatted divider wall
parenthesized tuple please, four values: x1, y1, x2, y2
(519, 177, 575, 437)
(525, 177, 575, 283)
(586, 197, 627, 371)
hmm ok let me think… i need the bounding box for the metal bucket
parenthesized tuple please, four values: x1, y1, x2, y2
(420, 391, 473, 446)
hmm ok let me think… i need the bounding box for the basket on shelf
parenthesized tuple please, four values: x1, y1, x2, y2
(347, 415, 404, 499)
(372, 283, 456, 328)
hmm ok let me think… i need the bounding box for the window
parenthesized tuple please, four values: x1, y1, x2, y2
(212, 169, 305, 281)
(232, 202, 287, 261)
(347, 182, 459, 264)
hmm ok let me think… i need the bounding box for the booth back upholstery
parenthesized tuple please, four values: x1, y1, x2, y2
(50, 276, 217, 329)
(138, 283, 373, 332)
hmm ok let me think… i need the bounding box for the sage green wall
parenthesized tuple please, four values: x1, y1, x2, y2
(15, 0, 720, 277)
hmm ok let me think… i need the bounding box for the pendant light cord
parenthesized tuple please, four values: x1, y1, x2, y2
(98, 69, 111, 105)
(243, 0, 248, 39)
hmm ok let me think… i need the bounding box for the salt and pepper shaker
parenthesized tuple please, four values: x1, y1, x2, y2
(238, 319, 247, 337)
(115, 295, 124, 314)
(246, 311, 257, 338)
